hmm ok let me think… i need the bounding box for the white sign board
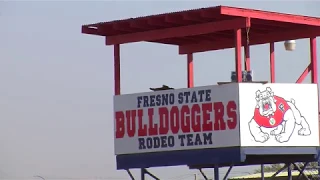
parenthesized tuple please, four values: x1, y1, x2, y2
(114, 84, 240, 155)
(114, 83, 319, 155)
(239, 83, 319, 147)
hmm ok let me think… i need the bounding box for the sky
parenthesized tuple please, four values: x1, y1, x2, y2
(0, 1, 320, 180)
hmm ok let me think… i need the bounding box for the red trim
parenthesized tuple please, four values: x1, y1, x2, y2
(187, 54, 194, 88)
(114, 44, 121, 95)
(235, 29, 242, 82)
(105, 18, 247, 45)
(179, 27, 320, 54)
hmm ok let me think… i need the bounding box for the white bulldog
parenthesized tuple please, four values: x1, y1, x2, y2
(248, 87, 311, 143)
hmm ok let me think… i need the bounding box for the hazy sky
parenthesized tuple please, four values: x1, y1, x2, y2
(0, 1, 320, 180)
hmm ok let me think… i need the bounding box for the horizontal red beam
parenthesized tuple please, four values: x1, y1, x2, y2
(179, 27, 320, 54)
(221, 6, 320, 26)
(105, 18, 248, 45)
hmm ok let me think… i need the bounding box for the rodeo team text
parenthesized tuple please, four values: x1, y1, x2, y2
(115, 89, 238, 151)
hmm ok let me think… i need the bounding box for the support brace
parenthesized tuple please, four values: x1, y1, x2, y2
(292, 162, 309, 179)
(141, 168, 160, 180)
(296, 63, 311, 83)
(198, 168, 209, 180)
(270, 164, 293, 180)
(126, 169, 135, 180)
(271, 164, 289, 178)
(195, 165, 234, 180)
(223, 165, 233, 180)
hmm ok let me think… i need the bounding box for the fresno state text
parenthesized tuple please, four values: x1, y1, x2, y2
(115, 89, 238, 151)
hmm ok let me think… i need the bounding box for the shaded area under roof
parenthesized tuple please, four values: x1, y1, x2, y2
(82, 5, 320, 53)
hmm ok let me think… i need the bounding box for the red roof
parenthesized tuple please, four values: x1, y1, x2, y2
(82, 5, 320, 54)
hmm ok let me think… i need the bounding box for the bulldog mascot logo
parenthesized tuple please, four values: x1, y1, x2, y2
(248, 87, 311, 143)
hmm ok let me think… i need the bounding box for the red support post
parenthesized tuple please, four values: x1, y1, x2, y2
(270, 43, 275, 83)
(187, 53, 194, 88)
(244, 45, 250, 71)
(244, 17, 251, 71)
(114, 44, 121, 95)
(235, 29, 242, 82)
(310, 37, 318, 84)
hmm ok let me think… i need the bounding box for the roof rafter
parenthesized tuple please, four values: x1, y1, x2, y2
(105, 18, 248, 45)
(179, 27, 320, 54)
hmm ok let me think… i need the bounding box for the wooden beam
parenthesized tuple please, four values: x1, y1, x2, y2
(105, 18, 247, 45)
(179, 27, 320, 54)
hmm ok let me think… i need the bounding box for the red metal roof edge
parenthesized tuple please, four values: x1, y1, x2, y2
(82, 5, 320, 27)
(222, 5, 320, 20)
(220, 6, 320, 26)
(82, 6, 221, 27)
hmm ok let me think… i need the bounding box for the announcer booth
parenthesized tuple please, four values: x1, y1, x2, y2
(82, 6, 320, 180)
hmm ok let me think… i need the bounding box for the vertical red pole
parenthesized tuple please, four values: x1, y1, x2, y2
(310, 37, 318, 84)
(270, 42, 275, 83)
(244, 17, 251, 72)
(309, 37, 320, 145)
(310, 37, 320, 152)
(235, 29, 242, 82)
(244, 45, 250, 71)
(187, 53, 194, 88)
(114, 44, 121, 95)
